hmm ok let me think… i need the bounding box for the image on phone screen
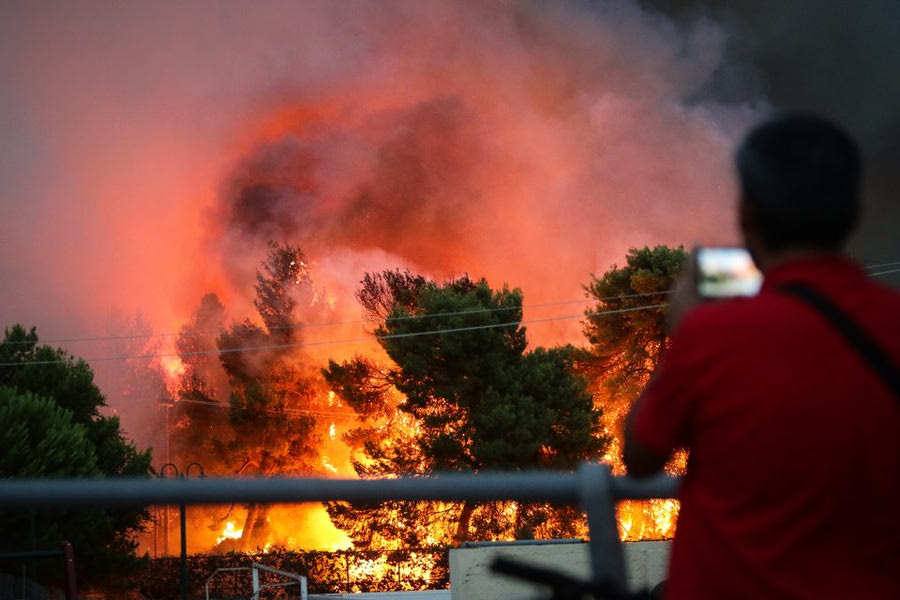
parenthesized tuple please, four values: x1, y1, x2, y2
(696, 247, 762, 298)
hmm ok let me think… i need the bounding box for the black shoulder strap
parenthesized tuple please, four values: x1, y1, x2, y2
(778, 282, 900, 400)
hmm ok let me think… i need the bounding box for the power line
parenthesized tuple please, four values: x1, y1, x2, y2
(863, 260, 900, 270)
(1, 258, 896, 355)
(175, 396, 356, 420)
(868, 267, 900, 277)
(0, 290, 662, 348)
(0, 303, 666, 367)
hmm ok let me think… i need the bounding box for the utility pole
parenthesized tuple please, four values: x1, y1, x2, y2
(160, 400, 175, 556)
(160, 462, 205, 600)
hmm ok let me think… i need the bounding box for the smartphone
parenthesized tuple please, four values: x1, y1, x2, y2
(695, 246, 762, 298)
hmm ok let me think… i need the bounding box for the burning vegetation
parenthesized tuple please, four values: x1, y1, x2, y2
(145, 242, 686, 561)
(1, 0, 767, 586)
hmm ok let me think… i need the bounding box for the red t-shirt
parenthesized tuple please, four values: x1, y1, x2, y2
(632, 257, 900, 599)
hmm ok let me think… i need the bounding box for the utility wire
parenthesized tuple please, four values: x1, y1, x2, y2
(0, 291, 663, 347)
(175, 396, 356, 419)
(863, 260, 900, 270)
(0, 303, 665, 367)
(1, 259, 896, 355)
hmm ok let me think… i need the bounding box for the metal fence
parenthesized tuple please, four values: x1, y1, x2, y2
(0, 463, 680, 596)
(204, 562, 307, 600)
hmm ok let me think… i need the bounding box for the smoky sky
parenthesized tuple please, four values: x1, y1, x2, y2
(644, 0, 900, 267)
(2, 0, 896, 393)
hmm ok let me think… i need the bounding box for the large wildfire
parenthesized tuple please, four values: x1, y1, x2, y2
(2, 0, 762, 576)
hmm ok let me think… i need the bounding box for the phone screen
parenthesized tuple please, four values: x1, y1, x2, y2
(696, 247, 762, 298)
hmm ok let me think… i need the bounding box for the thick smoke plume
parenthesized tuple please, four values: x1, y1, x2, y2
(208, 0, 762, 345)
(0, 1, 762, 443)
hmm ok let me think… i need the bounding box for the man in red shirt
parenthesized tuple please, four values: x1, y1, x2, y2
(624, 113, 900, 599)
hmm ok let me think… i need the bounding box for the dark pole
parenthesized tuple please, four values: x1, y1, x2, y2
(161, 401, 174, 557)
(61, 541, 78, 600)
(179, 498, 187, 600)
(179, 462, 205, 600)
(28, 510, 36, 582)
(159, 464, 182, 599)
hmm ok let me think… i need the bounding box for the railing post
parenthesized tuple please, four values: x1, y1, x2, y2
(251, 564, 260, 600)
(345, 551, 351, 592)
(578, 463, 627, 594)
(61, 541, 78, 600)
(179, 499, 188, 600)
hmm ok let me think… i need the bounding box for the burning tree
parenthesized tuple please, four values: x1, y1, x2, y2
(581, 245, 687, 539)
(171, 242, 333, 550)
(324, 270, 607, 547)
(582, 245, 686, 411)
(170, 293, 231, 468)
(91, 309, 170, 452)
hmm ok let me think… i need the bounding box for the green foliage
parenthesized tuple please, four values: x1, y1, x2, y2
(0, 325, 153, 585)
(376, 276, 529, 471)
(376, 275, 604, 472)
(357, 269, 428, 322)
(0, 388, 99, 476)
(580, 244, 686, 484)
(212, 243, 323, 477)
(254, 240, 329, 343)
(581, 245, 687, 536)
(582, 245, 686, 395)
(323, 356, 394, 420)
(324, 272, 606, 545)
(0, 325, 104, 424)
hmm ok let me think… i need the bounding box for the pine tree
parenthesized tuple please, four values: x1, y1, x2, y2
(581, 245, 687, 540)
(171, 293, 231, 468)
(324, 271, 607, 546)
(172, 243, 330, 551)
(581, 245, 686, 451)
(0, 325, 153, 585)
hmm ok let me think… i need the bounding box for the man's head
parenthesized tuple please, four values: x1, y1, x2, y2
(736, 113, 861, 258)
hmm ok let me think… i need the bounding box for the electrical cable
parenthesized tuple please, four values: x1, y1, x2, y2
(174, 396, 356, 419)
(0, 290, 665, 347)
(0, 303, 666, 367)
(1, 258, 896, 359)
(862, 260, 900, 269)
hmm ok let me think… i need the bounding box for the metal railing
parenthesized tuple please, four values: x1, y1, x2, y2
(204, 563, 308, 600)
(0, 542, 78, 600)
(0, 463, 680, 597)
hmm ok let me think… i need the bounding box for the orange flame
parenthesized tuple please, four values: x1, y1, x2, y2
(157, 349, 186, 402)
(217, 521, 243, 545)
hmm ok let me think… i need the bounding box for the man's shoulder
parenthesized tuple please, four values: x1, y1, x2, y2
(677, 273, 900, 351)
(678, 293, 791, 335)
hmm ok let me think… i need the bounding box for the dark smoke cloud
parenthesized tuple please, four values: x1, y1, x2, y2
(645, 0, 900, 269)
(1, 0, 768, 438)
(205, 0, 764, 327)
(217, 96, 489, 279)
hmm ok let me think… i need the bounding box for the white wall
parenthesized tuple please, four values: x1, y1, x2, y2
(449, 540, 670, 600)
